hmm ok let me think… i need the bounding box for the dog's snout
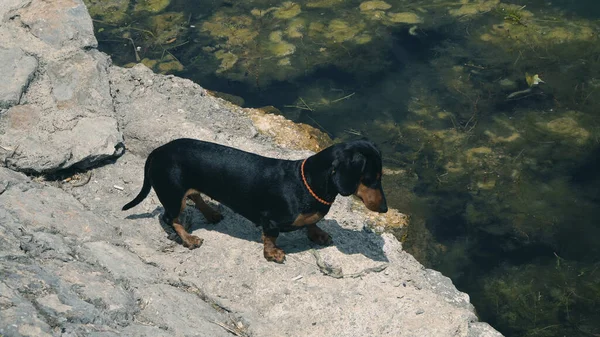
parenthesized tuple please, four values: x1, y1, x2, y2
(356, 183, 388, 213)
(378, 201, 388, 213)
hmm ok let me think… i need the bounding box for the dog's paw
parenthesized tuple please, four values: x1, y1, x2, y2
(264, 247, 286, 263)
(307, 226, 333, 246)
(183, 235, 204, 249)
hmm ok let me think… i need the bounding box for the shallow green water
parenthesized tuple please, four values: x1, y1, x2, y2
(87, 0, 600, 336)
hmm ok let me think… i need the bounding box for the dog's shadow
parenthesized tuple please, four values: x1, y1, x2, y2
(136, 204, 388, 262)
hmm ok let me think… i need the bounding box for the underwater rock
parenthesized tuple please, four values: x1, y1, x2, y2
(479, 4, 597, 48)
(308, 22, 326, 38)
(540, 116, 590, 145)
(484, 116, 521, 144)
(133, 0, 170, 13)
(325, 19, 365, 42)
(354, 34, 372, 44)
(207, 90, 245, 106)
(449, 0, 499, 17)
(250, 7, 277, 17)
(157, 58, 184, 74)
(466, 146, 493, 164)
(201, 13, 258, 47)
(286, 18, 306, 38)
(362, 10, 387, 21)
(214, 50, 238, 73)
(141, 58, 158, 69)
(84, 0, 129, 24)
(387, 12, 423, 24)
(273, 1, 302, 19)
(268, 31, 296, 57)
(278, 58, 292, 66)
(149, 12, 186, 44)
(306, 0, 344, 8)
(359, 1, 391, 11)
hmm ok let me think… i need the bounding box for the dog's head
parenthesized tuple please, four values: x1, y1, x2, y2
(331, 140, 388, 213)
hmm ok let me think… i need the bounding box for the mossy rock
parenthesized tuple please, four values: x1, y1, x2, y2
(201, 13, 258, 47)
(286, 18, 306, 38)
(448, 0, 499, 17)
(386, 12, 422, 24)
(359, 1, 391, 11)
(325, 19, 365, 42)
(84, 0, 130, 24)
(140, 58, 159, 69)
(149, 12, 186, 44)
(214, 50, 239, 73)
(478, 4, 598, 49)
(134, 0, 170, 13)
(538, 116, 590, 145)
(306, 0, 344, 8)
(157, 59, 184, 73)
(273, 2, 302, 19)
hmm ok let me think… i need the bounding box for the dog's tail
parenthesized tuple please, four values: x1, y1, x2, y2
(122, 154, 153, 211)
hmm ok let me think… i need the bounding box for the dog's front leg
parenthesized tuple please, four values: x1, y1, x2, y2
(307, 224, 333, 246)
(261, 225, 285, 263)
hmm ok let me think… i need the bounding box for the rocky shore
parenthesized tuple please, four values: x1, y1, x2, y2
(0, 1, 501, 336)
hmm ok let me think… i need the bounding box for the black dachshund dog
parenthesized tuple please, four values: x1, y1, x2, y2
(123, 138, 387, 263)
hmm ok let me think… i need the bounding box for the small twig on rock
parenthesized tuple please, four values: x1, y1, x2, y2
(71, 171, 93, 187)
(209, 319, 249, 337)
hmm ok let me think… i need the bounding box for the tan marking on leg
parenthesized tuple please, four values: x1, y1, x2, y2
(186, 189, 223, 223)
(173, 189, 204, 249)
(292, 212, 325, 227)
(262, 233, 285, 263)
(307, 224, 332, 245)
(173, 220, 204, 249)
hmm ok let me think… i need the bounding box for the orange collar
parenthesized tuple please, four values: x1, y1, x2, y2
(301, 159, 333, 206)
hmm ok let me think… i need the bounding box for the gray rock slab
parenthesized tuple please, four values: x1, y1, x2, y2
(469, 322, 505, 337)
(134, 284, 233, 337)
(0, 280, 53, 337)
(0, 178, 117, 241)
(83, 241, 161, 282)
(17, 0, 96, 49)
(45, 49, 113, 114)
(109, 64, 280, 158)
(0, 104, 123, 173)
(0, 47, 38, 109)
(0, 0, 28, 22)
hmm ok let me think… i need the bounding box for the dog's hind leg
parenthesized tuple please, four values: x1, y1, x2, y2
(187, 190, 223, 224)
(162, 190, 204, 249)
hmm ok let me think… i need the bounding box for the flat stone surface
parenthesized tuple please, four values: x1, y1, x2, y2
(18, 0, 97, 49)
(0, 106, 123, 173)
(0, 47, 38, 109)
(0, 0, 27, 21)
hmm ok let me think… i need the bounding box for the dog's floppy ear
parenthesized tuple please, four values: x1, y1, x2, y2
(332, 150, 366, 196)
